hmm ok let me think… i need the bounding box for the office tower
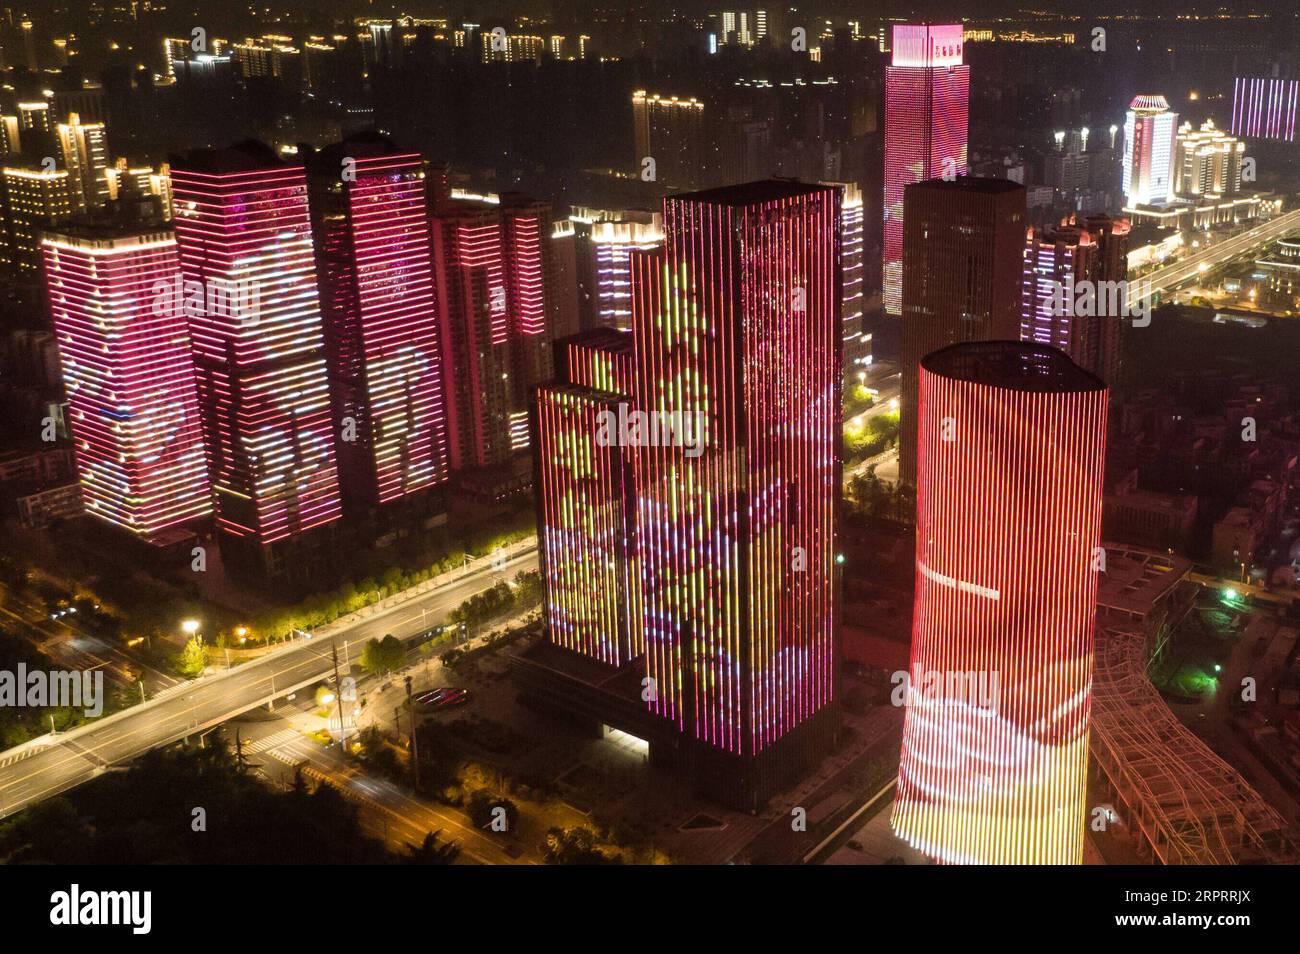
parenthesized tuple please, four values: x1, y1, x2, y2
(631, 90, 708, 190)
(17, 101, 52, 137)
(304, 134, 449, 522)
(883, 23, 969, 314)
(170, 142, 342, 582)
(893, 341, 1107, 864)
(534, 330, 640, 666)
(1173, 120, 1246, 199)
(56, 114, 111, 211)
(569, 206, 664, 331)
(899, 178, 1026, 487)
(1231, 76, 1300, 142)
(1122, 95, 1178, 207)
(1022, 214, 1130, 387)
(0, 165, 77, 275)
(431, 192, 559, 479)
(41, 221, 211, 541)
(630, 181, 841, 807)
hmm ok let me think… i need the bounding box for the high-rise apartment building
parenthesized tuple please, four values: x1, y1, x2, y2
(631, 90, 709, 191)
(304, 133, 449, 523)
(1, 165, 77, 275)
(1022, 214, 1130, 388)
(56, 113, 110, 211)
(899, 178, 1026, 487)
(430, 191, 559, 481)
(170, 142, 342, 583)
(569, 206, 664, 331)
(41, 221, 211, 542)
(883, 23, 969, 314)
(893, 341, 1107, 864)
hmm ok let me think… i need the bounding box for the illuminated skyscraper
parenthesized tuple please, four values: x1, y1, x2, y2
(305, 134, 449, 521)
(893, 341, 1107, 865)
(41, 221, 211, 541)
(170, 142, 342, 582)
(900, 177, 1025, 487)
(630, 180, 841, 807)
(431, 191, 559, 482)
(883, 23, 969, 314)
(1122, 95, 1178, 207)
(1022, 214, 1130, 388)
(534, 329, 640, 667)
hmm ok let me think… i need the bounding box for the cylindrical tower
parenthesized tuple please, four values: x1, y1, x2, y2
(892, 341, 1108, 864)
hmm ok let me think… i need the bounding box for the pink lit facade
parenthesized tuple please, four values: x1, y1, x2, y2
(628, 182, 841, 805)
(883, 23, 969, 315)
(308, 145, 449, 512)
(42, 226, 211, 540)
(1232, 76, 1300, 142)
(170, 149, 342, 577)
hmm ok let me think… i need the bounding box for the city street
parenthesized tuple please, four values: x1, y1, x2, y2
(0, 547, 537, 819)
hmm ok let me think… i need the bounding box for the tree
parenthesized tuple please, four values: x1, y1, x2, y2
(359, 634, 405, 675)
(465, 789, 518, 830)
(541, 826, 621, 865)
(174, 636, 206, 679)
(404, 830, 460, 865)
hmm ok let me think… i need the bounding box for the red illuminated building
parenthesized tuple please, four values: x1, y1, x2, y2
(629, 180, 842, 807)
(883, 22, 969, 315)
(431, 192, 560, 490)
(170, 142, 342, 583)
(305, 133, 449, 526)
(42, 220, 211, 542)
(893, 341, 1107, 864)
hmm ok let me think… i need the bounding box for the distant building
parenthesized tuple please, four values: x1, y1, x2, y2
(1122, 95, 1177, 206)
(631, 90, 708, 191)
(900, 177, 1026, 487)
(430, 191, 562, 478)
(1021, 213, 1130, 388)
(883, 23, 969, 314)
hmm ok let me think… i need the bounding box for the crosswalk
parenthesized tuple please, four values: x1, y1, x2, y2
(238, 728, 299, 756)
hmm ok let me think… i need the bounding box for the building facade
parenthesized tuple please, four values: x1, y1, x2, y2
(893, 341, 1108, 864)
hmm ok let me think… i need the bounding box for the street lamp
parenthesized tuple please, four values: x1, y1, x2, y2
(181, 619, 200, 636)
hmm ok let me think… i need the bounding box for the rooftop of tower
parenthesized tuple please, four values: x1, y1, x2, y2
(170, 139, 292, 173)
(669, 179, 835, 207)
(922, 341, 1106, 394)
